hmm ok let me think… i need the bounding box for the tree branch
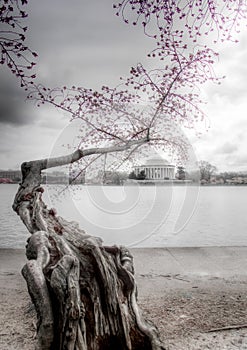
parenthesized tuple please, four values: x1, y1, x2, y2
(42, 134, 150, 170)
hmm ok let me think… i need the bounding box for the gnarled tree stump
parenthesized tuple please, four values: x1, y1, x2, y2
(13, 159, 165, 350)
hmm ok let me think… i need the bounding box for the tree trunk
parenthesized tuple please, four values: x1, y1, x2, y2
(12, 159, 165, 350)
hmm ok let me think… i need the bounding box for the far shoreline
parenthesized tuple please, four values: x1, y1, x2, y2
(2, 182, 247, 186)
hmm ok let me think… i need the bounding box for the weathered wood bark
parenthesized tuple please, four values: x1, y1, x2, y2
(13, 149, 165, 349)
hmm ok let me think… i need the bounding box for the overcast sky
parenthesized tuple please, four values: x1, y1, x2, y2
(0, 0, 247, 172)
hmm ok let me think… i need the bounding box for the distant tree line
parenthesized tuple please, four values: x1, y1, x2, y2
(128, 170, 146, 180)
(185, 161, 247, 183)
(103, 171, 129, 185)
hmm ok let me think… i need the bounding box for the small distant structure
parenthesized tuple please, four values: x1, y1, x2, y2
(133, 155, 175, 181)
(0, 177, 14, 184)
(225, 177, 247, 185)
(42, 171, 68, 184)
(0, 170, 21, 183)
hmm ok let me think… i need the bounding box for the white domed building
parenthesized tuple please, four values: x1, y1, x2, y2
(134, 155, 175, 181)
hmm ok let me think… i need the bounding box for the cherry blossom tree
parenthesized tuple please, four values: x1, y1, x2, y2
(0, 0, 37, 87)
(1, 0, 246, 349)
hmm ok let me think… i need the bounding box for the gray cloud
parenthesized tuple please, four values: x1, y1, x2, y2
(231, 154, 247, 166)
(0, 97, 25, 125)
(0, 72, 34, 125)
(205, 34, 247, 104)
(216, 142, 238, 155)
(1, 0, 247, 171)
(26, 0, 152, 88)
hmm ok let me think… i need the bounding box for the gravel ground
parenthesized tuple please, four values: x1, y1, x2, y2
(1, 248, 247, 349)
(1, 269, 247, 349)
(140, 286, 247, 349)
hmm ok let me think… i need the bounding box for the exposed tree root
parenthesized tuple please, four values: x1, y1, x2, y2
(13, 159, 165, 350)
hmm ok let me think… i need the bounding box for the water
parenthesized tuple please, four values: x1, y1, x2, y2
(0, 185, 29, 248)
(1, 184, 247, 248)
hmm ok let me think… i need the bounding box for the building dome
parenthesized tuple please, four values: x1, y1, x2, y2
(134, 153, 175, 180)
(145, 155, 169, 166)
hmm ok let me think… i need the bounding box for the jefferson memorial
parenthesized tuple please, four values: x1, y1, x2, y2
(134, 155, 175, 180)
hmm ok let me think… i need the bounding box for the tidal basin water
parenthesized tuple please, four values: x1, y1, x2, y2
(1, 184, 247, 248)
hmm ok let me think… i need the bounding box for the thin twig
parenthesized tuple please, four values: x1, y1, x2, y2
(205, 324, 247, 333)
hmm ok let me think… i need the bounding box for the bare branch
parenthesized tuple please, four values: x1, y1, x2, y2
(40, 134, 150, 170)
